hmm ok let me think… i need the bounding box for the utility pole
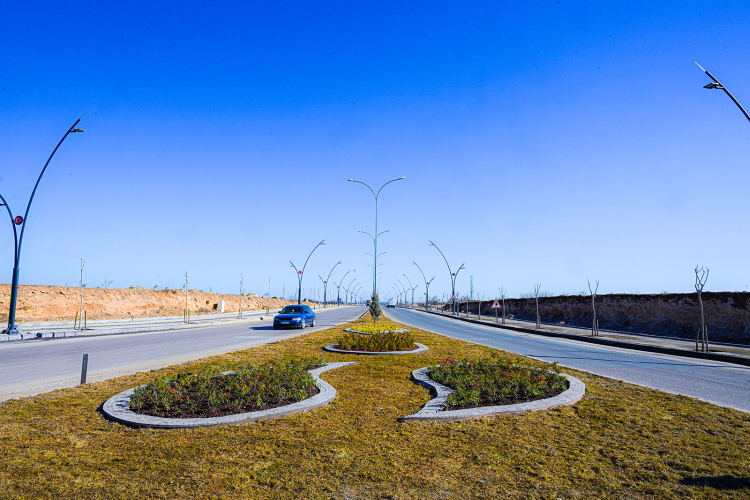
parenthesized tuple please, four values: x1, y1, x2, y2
(267, 278, 271, 315)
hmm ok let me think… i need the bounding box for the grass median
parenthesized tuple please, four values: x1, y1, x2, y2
(0, 315, 748, 499)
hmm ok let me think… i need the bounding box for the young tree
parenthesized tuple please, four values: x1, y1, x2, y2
(498, 286, 507, 324)
(238, 274, 244, 319)
(369, 291, 383, 321)
(534, 284, 541, 329)
(695, 266, 709, 352)
(588, 278, 599, 337)
(79, 258, 85, 330)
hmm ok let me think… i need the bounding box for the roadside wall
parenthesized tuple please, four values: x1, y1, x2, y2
(447, 292, 750, 344)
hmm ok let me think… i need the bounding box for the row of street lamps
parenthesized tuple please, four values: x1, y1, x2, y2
(2, 64, 747, 333)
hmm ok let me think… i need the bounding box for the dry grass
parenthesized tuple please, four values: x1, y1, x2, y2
(0, 315, 749, 499)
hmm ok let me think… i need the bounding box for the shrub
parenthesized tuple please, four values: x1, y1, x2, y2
(428, 354, 568, 409)
(129, 356, 326, 418)
(336, 330, 416, 352)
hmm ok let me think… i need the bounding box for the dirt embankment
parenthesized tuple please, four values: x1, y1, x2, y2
(0, 285, 301, 323)
(450, 292, 750, 344)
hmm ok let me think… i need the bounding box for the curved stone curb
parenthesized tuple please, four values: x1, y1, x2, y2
(323, 343, 428, 355)
(343, 327, 408, 335)
(399, 367, 585, 422)
(101, 362, 355, 429)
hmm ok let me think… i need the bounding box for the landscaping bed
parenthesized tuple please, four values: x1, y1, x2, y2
(335, 320, 417, 352)
(129, 356, 325, 419)
(427, 354, 568, 409)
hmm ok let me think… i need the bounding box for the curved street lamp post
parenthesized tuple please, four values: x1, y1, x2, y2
(412, 261, 435, 310)
(348, 177, 405, 296)
(332, 270, 350, 306)
(429, 240, 465, 315)
(403, 274, 418, 308)
(696, 62, 750, 123)
(2, 117, 85, 334)
(290, 240, 325, 305)
(318, 260, 341, 308)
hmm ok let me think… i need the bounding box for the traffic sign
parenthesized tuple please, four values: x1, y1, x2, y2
(491, 300, 502, 309)
(14, 216, 23, 225)
(450, 294, 457, 301)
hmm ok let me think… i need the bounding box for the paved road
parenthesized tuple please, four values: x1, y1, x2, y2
(0, 307, 365, 401)
(387, 308, 750, 413)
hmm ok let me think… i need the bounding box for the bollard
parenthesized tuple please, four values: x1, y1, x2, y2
(80, 354, 89, 385)
(74, 311, 79, 331)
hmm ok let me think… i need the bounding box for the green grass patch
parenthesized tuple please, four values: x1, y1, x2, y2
(0, 317, 749, 499)
(130, 356, 325, 418)
(428, 354, 568, 409)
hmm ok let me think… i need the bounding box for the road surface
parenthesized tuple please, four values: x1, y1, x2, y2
(0, 306, 365, 401)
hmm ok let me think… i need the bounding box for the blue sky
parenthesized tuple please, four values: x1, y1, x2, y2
(1, 1, 749, 301)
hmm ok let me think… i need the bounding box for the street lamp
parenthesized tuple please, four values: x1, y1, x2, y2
(290, 240, 325, 305)
(403, 274, 419, 309)
(395, 279, 407, 308)
(2, 116, 85, 334)
(429, 240, 465, 315)
(413, 261, 435, 310)
(332, 270, 350, 306)
(348, 176, 405, 296)
(346, 278, 357, 306)
(318, 260, 341, 308)
(696, 62, 750, 123)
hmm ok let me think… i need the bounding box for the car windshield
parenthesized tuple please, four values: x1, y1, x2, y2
(280, 306, 304, 314)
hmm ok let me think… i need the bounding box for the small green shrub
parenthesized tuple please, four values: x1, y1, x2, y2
(129, 356, 326, 418)
(428, 354, 568, 409)
(336, 330, 415, 352)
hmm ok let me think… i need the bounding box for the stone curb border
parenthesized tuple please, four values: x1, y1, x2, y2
(399, 367, 585, 422)
(343, 327, 408, 334)
(100, 362, 355, 429)
(323, 343, 428, 355)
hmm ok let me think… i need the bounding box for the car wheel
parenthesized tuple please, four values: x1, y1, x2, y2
(311, 318, 316, 327)
(273, 325, 279, 330)
(300, 319, 306, 329)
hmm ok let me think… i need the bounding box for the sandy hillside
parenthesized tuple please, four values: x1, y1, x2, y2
(0, 284, 304, 323)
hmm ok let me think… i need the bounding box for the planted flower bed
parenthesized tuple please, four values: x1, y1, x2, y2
(129, 356, 326, 418)
(334, 329, 418, 352)
(343, 321, 407, 335)
(427, 353, 569, 410)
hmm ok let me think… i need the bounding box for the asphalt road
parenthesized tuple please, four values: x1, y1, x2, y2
(0, 306, 365, 401)
(387, 308, 750, 413)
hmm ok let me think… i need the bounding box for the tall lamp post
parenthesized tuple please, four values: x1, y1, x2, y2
(333, 270, 350, 306)
(348, 176, 405, 296)
(696, 62, 750, 123)
(403, 274, 418, 308)
(290, 240, 325, 305)
(318, 260, 341, 308)
(2, 117, 85, 334)
(429, 240, 465, 315)
(413, 261, 435, 310)
(346, 278, 357, 306)
(395, 279, 407, 308)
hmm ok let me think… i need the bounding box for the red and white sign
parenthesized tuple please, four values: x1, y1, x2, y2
(14, 216, 23, 225)
(491, 300, 502, 309)
(450, 294, 457, 301)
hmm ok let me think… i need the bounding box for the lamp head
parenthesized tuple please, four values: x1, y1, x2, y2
(704, 82, 724, 90)
(72, 128, 85, 133)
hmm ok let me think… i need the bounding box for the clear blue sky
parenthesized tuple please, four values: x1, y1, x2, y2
(1, 1, 749, 301)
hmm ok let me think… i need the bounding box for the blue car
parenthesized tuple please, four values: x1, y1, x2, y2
(273, 305, 316, 329)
